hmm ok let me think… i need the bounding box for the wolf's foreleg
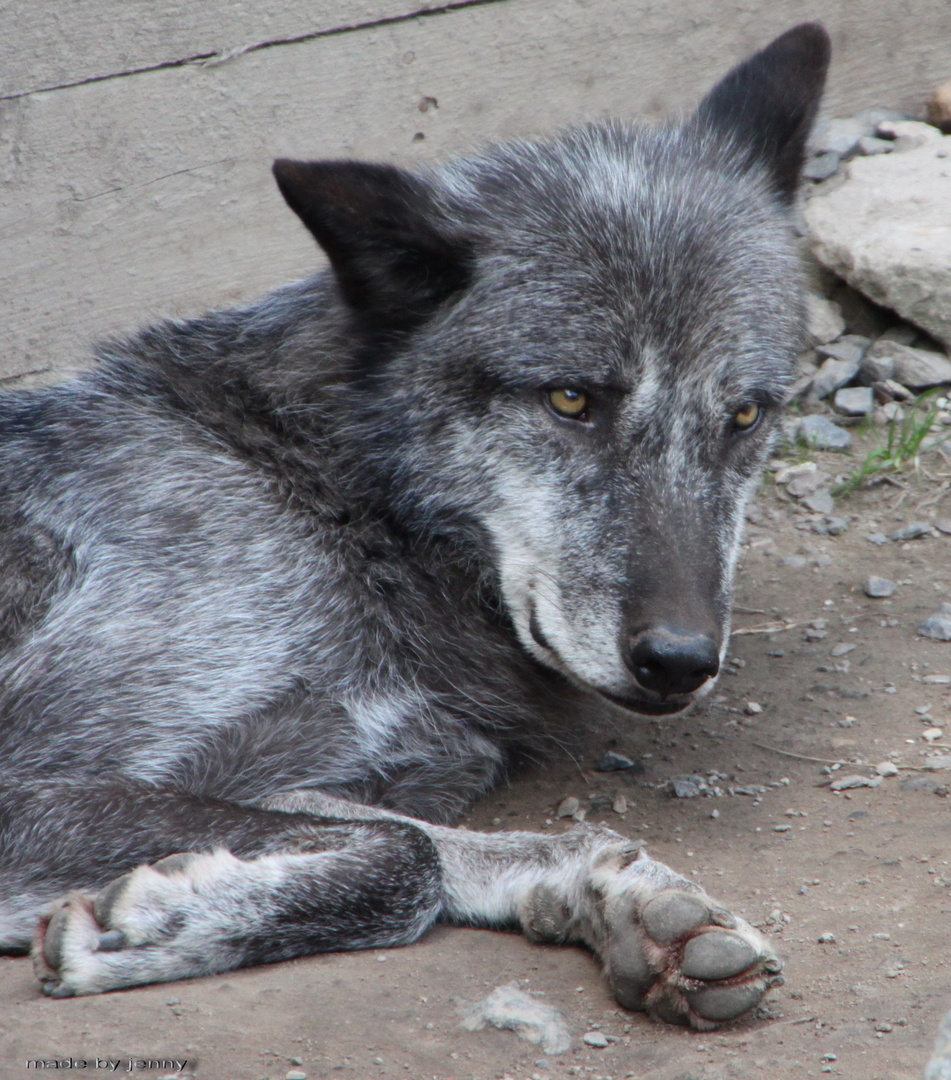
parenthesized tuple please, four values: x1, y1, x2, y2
(262, 792, 783, 1028)
(2, 782, 440, 997)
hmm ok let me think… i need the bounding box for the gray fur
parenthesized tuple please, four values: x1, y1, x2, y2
(0, 25, 828, 1027)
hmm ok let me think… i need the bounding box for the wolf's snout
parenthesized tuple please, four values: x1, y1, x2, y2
(625, 628, 720, 697)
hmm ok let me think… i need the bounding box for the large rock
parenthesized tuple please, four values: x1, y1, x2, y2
(864, 340, 951, 390)
(805, 122, 951, 351)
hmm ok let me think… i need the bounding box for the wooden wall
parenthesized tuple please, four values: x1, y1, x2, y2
(2, 0, 950, 382)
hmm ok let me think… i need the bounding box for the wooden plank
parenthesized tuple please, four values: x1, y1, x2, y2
(2, 0, 950, 382)
(0, 0, 452, 97)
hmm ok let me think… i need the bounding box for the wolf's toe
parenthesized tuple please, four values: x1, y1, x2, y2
(681, 928, 761, 980)
(640, 890, 713, 943)
(688, 971, 784, 1023)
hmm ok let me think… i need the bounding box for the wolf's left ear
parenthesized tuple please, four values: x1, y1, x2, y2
(694, 22, 830, 203)
(273, 159, 473, 331)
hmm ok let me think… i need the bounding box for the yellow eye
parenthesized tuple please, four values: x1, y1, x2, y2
(548, 388, 588, 419)
(733, 402, 761, 431)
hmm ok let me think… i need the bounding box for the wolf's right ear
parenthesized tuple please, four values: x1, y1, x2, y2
(273, 159, 473, 332)
(694, 23, 830, 203)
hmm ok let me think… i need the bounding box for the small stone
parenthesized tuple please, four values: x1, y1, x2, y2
(583, 1031, 609, 1048)
(802, 489, 835, 515)
(923, 674, 951, 684)
(596, 751, 643, 773)
(803, 151, 841, 180)
(856, 135, 894, 156)
(922, 728, 944, 743)
(919, 604, 951, 642)
(935, 518, 951, 535)
(667, 776, 704, 799)
(774, 461, 817, 485)
(612, 794, 628, 815)
(787, 469, 830, 497)
(805, 294, 846, 347)
(812, 117, 870, 157)
(286, 1072, 307, 1080)
(815, 516, 848, 536)
(833, 386, 875, 416)
(809, 355, 862, 400)
(798, 414, 852, 450)
(830, 774, 881, 791)
(710, 808, 720, 819)
(817, 932, 837, 944)
(865, 532, 889, 545)
(816, 334, 871, 366)
(864, 576, 897, 598)
(830, 643, 856, 657)
(875, 761, 899, 777)
(556, 797, 580, 818)
(891, 522, 933, 541)
(744, 701, 763, 715)
(783, 555, 807, 569)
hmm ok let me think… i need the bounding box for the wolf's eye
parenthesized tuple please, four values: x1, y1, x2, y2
(732, 402, 762, 432)
(548, 388, 589, 420)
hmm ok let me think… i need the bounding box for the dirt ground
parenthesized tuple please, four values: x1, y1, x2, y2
(2, 428, 950, 1080)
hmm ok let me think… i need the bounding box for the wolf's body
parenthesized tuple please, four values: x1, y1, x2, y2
(0, 26, 828, 1026)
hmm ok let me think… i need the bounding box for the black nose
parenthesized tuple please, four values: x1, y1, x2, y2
(626, 628, 720, 697)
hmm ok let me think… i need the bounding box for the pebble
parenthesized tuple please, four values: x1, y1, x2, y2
(286, 1072, 307, 1080)
(787, 470, 830, 497)
(830, 643, 856, 657)
(817, 932, 837, 944)
(556, 797, 580, 818)
(612, 795, 628, 815)
(802, 490, 835, 515)
(857, 135, 894, 156)
(830, 774, 882, 791)
(797, 414, 852, 450)
(815, 516, 848, 536)
(833, 386, 875, 416)
(865, 532, 888, 545)
(666, 776, 706, 799)
(582, 1031, 609, 1048)
(803, 150, 840, 180)
(920, 604, 951, 642)
(744, 701, 763, 715)
(875, 762, 899, 776)
(891, 522, 933, 541)
(864, 576, 897, 598)
(816, 334, 871, 366)
(596, 751, 643, 773)
(922, 728, 944, 743)
(936, 518, 951, 536)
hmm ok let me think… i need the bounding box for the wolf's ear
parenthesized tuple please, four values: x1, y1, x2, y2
(273, 159, 473, 331)
(694, 22, 830, 203)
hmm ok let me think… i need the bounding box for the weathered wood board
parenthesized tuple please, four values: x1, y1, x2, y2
(2, 0, 950, 381)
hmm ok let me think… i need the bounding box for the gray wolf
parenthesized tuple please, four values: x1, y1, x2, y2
(0, 24, 828, 1028)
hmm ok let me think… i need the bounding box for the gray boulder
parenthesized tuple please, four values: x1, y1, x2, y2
(805, 122, 951, 351)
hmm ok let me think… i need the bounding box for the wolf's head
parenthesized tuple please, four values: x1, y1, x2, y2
(274, 24, 830, 717)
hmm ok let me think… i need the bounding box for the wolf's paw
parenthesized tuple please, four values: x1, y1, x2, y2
(32, 852, 239, 996)
(525, 842, 782, 1029)
(594, 845, 781, 1028)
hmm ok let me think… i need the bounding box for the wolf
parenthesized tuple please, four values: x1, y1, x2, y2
(0, 25, 828, 1027)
